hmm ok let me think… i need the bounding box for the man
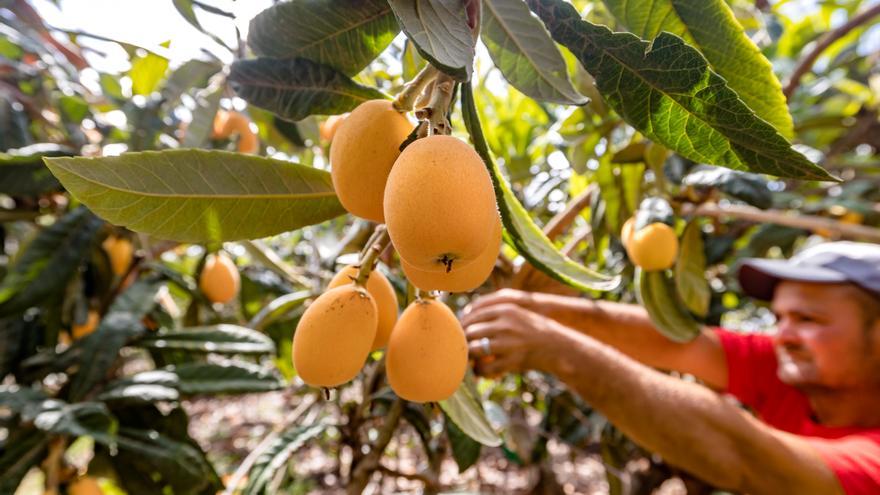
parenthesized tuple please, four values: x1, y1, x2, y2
(462, 241, 880, 494)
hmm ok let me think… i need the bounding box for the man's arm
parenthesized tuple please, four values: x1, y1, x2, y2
(535, 323, 842, 495)
(464, 289, 728, 389)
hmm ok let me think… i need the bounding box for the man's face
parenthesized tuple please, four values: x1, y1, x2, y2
(771, 281, 880, 391)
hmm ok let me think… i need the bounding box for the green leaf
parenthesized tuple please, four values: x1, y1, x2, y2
(129, 49, 170, 96)
(98, 371, 181, 404)
(636, 269, 702, 342)
(45, 149, 345, 243)
(160, 59, 222, 105)
(167, 361, 284, 395)
(674, 221, 710, 317)
(0, 428, 48, 494)
(445, 413, 482, 472)
(68, 279, 163, 401)
(439, 373, 502, 447)
(181, 77, 224, 148)
(139, 324, 276, 355)
(481, 0, 586, 105)
(242, 423, 326, 495)
(247, 290, 311, 332)
(229, 57, 386, 122)
(461, 83, 620, 292)
(0, 144, 74, 195)
(0, 207, 103, 317)
(114, 426, 218, 493)
(0, 385, 47, 415)
(171, 0, 234, 53)
(526, 0, 835, 182)
(27, 401, 118, 447)
(683, 165, 772, 209)
(602, 0, 793, 138)
(248, 0, 399, 76)
(389, 0, 475, 80)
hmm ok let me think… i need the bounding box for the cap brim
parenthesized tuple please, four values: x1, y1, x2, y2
(737, 259, 848, 301)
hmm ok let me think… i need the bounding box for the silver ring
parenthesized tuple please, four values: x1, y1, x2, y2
(479, 337, 492, 357)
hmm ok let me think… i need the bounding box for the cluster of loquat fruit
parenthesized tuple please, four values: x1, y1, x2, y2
(293, 99, 502, 403)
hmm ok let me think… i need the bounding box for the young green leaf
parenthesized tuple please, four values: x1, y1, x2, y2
(439, 373, 503, 447)
(526, 0, 836, 182)
(243, 423, 326, 495)
(0, 207, 103, 317)
(602, 0, 794, 138)
(129, 49, 169, 96)
(674, 221, 711, 317)
(389, 0, 475, 80)
(636, 269, 702, 342)
(248, 0, 399, 76)
(462, 83, 620, 292)
(482, 0, 587, 105)
(229, 57, 386, 121)
(45, 150, 345, 243)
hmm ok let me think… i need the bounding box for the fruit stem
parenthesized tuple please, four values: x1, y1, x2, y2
(355, 226, 390, 287)
(415, 72, 455, 136)
(393, 64, 439, 112)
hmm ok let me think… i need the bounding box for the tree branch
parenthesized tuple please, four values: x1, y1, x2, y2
(687, 203, 880, 242)
(346, 398, 404, 494)
(783, 3, 880, 99)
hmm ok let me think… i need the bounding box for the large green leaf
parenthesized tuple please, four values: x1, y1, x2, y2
(674, 221, 710, 317)
(482, 0, 586, 105)
(439, 373, 502, 447)
(115, 426, 218, 493)
(636, 269, 702, 342)
(45, 150, 345, 243)
(160, 59, 222, 105)
(26, 401, 118, 447)
(683, 165, 772, 209)
(138, 324, 276, 355)
(0, 428, 48, 494)
(229, 57, 386, 122)
(526, 0, 835, 182)
(166, 361, 284, 395)
(242, 423, 326, 495)
(0, 385, 47, 416)
(248, 0, 399, 76)
(462, 83, 620, 292)
(389, 0, 475, 80)
(181, 77, 223, 148)
(68, 280, 163, 401)
(98, 371, 180, 404)
(0, 207, 103, 317)
(602, 0, 793, 138)
(0, 144, 73, 195)
(445, 413, 482, 472)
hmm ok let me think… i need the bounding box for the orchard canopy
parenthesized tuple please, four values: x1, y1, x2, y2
(0, 0, 879, 494)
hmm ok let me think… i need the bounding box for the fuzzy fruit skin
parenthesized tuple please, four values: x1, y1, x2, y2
(627, 222, 679, 271)
(327, 265, 398, 351)
(102, 236, 133, 276)
(69, 476, 104, 495)
(72, 310, 100, 339)
(402, 213, 501, 292)
(621, 217, 636, 249)
(384, 135, 497, 272)
(386, 298, 468, 403)
(330, 100, 412, 223)
(199, 253, 241, 304)
(293, 285, 378, 387)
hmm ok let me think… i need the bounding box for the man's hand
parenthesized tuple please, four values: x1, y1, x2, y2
(462, 294, 567, 377)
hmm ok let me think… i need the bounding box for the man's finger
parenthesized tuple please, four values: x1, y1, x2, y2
(463, 321, 508, 341)
(467, 335, 515, 358)
(474, 354, 519, 378)
(462, 289, 525, 317)
(461, 302, 522, 327)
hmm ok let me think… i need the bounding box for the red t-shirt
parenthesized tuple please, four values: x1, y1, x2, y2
(716, 328, 880, 494)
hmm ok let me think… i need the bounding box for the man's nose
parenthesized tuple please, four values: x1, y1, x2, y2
(774, 317, 800, 346)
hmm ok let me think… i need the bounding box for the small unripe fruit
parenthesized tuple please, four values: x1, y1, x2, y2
(386, 298, 468, 403)
(293, 285, 378, 387)
(72, 310, 100, 339)
(69, 476, 104, 495)
(627, 222, 678, 271)
(102, 236, 133, 276)
(328, 265, 398, 350)
(402, 213, 501, 292)
(330, 100, 412, 223)
(384, 135, 497, 272)
(621, 217, 636, 249)
(199, 252, 240, 304)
